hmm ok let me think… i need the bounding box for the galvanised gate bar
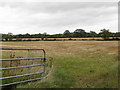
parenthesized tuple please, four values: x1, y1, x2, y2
(0, 48, 46, 87)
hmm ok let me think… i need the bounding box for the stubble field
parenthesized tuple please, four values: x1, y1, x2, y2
(1, 41, 119, 88)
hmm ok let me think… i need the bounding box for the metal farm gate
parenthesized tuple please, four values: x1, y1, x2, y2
(0, 48, 46, 87)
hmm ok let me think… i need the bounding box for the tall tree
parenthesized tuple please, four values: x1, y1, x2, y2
(63, 30, 71, 37)
(74, 29, 86, 37)
(89, 31, 97, 38)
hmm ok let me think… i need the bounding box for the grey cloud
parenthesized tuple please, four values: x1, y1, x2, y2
(31, 4, 117, 27)
(0, 2, 117, 14)
(0, 1, 118, 34)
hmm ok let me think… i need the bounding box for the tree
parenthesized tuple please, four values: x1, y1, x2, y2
(73, 29, 86, 37)
(63, 30, 70, 37)
(89, 31, 97, 38)
(115, 32, 120, 37)
(41, 32, 47, 40)
(25, 33, 30, 38)
(99, 29, 110, 40)
(2, 33, 13, 41)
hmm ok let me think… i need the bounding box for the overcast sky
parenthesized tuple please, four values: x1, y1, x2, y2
(0, 0, 118, 34)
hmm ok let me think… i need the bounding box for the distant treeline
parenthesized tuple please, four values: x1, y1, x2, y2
(1, 29, 120, 41)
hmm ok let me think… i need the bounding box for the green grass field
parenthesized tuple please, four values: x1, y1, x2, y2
(1, 41, 119, 88)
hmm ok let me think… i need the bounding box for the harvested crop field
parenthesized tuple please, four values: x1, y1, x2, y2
(1, 41, 119, 88)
